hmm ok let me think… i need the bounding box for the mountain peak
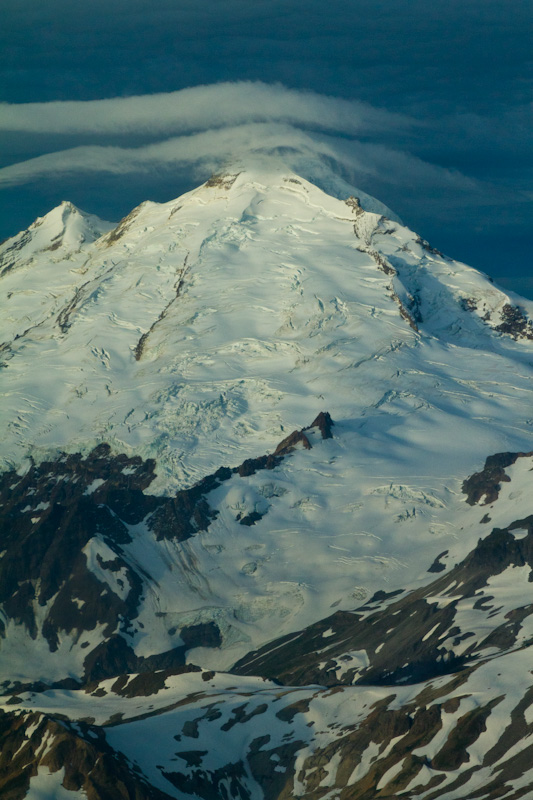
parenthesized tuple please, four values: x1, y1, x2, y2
(30, 199, 114, 249)
(198, 160, 402, 221)
(4, 170, 533, 799)
(2, 170, 532, 489)
(0, 201, 113, 278)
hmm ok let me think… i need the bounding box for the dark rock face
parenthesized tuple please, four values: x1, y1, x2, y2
(307, 411, 334, 439)
(462, 296, 478, 312)
(273, 429, 312, 455)
(462, 451, 533, 505)
(285, 699, 446, 798)
(430, 703, 495, 771)
(150, 412, 334, 540)
(0, 230, 35, 277)
(181, 622, 222, 650)
(233, 594, 466, 688)
(0, 446, 159, 653)
(43, 560, 143, 653)
(427, 550, 448, 573)
(83, 635, 143, 683)
(110, 665, 201, 699)
(0, 440, 226, 685)
(134, 254, 190, 361)
(238, 510, 264, 526)
(234, 499, 533, 688)
(495, 303, 533, 340)
(103, 204, 145, 246)
(273, 410, 334, 456)
(0, 710, 173, 800)
(162, 760, 250, 800)
(1, 413, 335, 690)
(4, 434, 533, 800)
(415, 234, 445, 257)
(204, 172, 240, 190)
(56, 280, 92, 333)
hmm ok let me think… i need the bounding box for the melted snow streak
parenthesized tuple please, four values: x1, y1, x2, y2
(3, 168, 533, 799)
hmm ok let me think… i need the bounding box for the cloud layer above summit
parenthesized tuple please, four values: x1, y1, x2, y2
(0, 82, 413, 186)
(0, 82, 478, 201)
(1, 0, 531, 292)
(0, 83, 414, 138)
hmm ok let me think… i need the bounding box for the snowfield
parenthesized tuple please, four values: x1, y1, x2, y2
(3, 165, 533, 799)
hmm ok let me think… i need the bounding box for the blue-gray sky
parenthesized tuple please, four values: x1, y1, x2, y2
(1, 0, 531, 294)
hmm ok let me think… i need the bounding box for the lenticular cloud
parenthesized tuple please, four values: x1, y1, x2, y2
(0, 81, 477, 202)
(0, 81, 418, 191)
(0, 81, 411, 138)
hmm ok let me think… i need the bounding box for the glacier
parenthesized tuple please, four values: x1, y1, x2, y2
(2, 165, 533, 799)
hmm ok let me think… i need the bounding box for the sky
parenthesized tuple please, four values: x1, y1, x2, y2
(1, 0, 532, 294)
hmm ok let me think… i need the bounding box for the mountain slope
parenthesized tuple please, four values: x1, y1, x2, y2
(2, 168, 533, 490)
(2, 166, 533, 799)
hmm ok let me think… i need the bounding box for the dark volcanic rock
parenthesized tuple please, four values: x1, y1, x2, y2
(428, 550, 448, 573)
(151, 412, 335, 540)
(0, 446, 160, 649)
(110, 665, 201, 699)
(462, 451, 533, 505)
(102, 204, 145, 246)
(307, 410, 334, 439)
(42, 558, 143, 652)
(273, 429, 312, 455)
(180, 622, 222, 649)
(83, 635, 209, 684)
(233, 594, 465, 688)
(238, 510, 264, 526)
(495, 303, 533, 340)
(83, 635, 143, 683)
(271, 410, 334, 457)
(0, 709, 174, 800)
(234, 510, 533, 688)
(162, 760, 250, 800)
(148, 463, 243, 541)
(1, 413, 334, 690)
(235, 455, 280, 477)
(431, 702, 496, 770)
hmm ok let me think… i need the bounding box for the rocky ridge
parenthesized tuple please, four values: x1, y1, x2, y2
(3, 169, 533, 798)
(0, 413, 334, 692)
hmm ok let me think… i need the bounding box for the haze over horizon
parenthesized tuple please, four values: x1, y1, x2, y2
(1, 0, 531, 294)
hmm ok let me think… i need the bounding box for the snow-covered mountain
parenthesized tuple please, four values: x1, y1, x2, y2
(2, 166, 533, 799)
